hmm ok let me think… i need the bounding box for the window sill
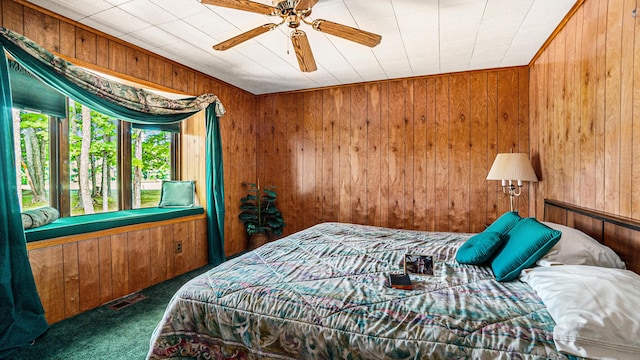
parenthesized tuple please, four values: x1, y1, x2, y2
(25, 207, 205, 243)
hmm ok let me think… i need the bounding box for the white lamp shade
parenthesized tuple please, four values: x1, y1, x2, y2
(486, 153, 538, 182)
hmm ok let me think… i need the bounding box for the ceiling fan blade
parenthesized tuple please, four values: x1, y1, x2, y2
(291, 30, 317, 72)
(201, 0, 277, 16)
(213, 23, 278, 51)
(312, 19, 382, 47)
(295, 0, 319, 11)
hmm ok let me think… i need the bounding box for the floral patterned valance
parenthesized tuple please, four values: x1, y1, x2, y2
(0, 27, 225, 121)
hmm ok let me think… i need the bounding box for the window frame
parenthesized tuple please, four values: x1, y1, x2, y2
(19, 104, 179, 216)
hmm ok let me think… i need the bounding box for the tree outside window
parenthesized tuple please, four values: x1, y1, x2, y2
(68, 100, 118, 215)
(132, 128, 172, 209)
(14, 109, 50, 210)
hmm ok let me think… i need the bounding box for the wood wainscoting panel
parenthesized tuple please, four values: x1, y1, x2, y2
(350, 84, 368, 226)
(449, 74, 471, 233)
(98, 236, 113, 304)
(469, 72, 489, 233)
(149, 226, 168, 285)
(74, 27, 97, 65)
(27, 215, 207, 324)
(62, 242, 80, 319)
(434, 76, 450, 232)
(78, 238, 101, 313)
(164, 224, 176, 280)
(58, 22, 76, 65)
(388, 80, 406, 230)
(173, 221, 189, 276)
(110, 233, 130, 300)
(412, 79, 428, 231)
(0, 0, 26, 33)
(28, 245, 65, 324)
(195, 218, 209, 268)
(128, 229, 151, 293)
(23, 6, 59, 52)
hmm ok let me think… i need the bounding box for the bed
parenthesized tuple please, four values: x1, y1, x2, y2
(147, 200, 640, 359)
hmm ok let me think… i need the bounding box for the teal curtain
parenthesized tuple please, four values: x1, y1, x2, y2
(206, 103, 225, 265)
(0, 47, 48, 358)
(8, 59, 66, 118)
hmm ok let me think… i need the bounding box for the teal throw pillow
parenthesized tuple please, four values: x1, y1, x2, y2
(158, 180, 195, 208)
(491, 218, 562, 281)
(456, 232, 504, 265)
(485, 211, 522, 235)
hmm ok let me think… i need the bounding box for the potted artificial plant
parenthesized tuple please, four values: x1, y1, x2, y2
(239, 181, 285, 249)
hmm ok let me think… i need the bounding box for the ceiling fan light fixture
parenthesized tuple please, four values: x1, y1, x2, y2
(287, 14, 300, 28)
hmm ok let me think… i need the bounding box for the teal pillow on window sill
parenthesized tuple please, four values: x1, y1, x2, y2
(158, 180, 195, 208)
(456, 232, 504, 265)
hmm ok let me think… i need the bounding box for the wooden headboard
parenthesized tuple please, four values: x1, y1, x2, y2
(544, 199, 640, 274)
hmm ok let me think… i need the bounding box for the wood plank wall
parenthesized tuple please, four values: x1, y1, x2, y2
(26, 216, 208, 324)
(0, 0, 256, 255)
(256, 68, 531, 236)
(529, 0, 640, 221)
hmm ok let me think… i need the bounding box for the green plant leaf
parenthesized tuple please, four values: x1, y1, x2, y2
(241, 195, 258, 202)
(239, 213, 258, 222)
(240, 204, 258, 211)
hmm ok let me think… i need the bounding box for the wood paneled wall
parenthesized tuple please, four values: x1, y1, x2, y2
(26, 216, 208, 324)
(1, 0, 256, 255)
(529, 0, 640, 220)
(256, 68, 531, 236)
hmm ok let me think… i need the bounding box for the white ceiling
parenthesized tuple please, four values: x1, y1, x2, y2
(28, 0, 577, 95)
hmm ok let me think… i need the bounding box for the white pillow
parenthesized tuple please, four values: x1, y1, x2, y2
(537, 222, 626, 269)
(521, 265, 640, 360)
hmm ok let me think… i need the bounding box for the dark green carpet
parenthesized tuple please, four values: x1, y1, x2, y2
(7, 265, 214, 360)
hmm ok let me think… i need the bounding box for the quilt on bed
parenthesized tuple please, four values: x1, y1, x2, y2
(147, 222, 576, 360)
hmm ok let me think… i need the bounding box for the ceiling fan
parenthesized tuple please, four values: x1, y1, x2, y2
(201, 0, 382, 72)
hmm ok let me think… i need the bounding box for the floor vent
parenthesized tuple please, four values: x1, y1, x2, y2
(107, 292, 147, 311)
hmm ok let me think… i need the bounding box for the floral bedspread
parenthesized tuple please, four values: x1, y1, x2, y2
(147, 223, 575, 360)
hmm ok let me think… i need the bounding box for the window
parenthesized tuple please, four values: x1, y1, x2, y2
(12, 101, 178, 216)
(131, 127, 173, 209)
(68, 100, 119, 215)
(14, 109, 51, 211)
